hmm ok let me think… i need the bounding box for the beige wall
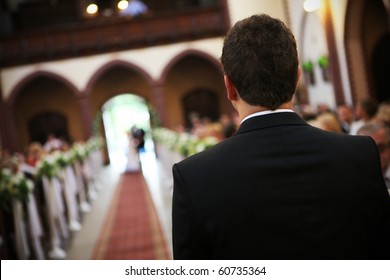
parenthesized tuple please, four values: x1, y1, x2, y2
(227, 0, 286, 25)
(89, 67, 153, 117)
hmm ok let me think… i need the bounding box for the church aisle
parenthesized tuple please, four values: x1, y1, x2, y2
(65, 149, 173, 260)
(92, 172, 170, 259)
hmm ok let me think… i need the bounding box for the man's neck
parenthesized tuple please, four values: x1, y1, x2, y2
(237, 102, 293, 123)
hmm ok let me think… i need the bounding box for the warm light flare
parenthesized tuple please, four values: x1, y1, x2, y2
(117, 0, 129, 10)
(86, 4, 98, 15)
(303, 0, 321, 12)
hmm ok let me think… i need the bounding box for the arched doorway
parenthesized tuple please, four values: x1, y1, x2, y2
(86, 61, 155, 165)
(28, 111, 70, 145)
(181, 88, 219, 128)
(101, 93, 151, 171)
(160, 51, 229, 129)
(11, 75, 82, 151)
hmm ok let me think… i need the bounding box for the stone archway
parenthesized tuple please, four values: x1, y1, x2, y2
(159, 50, 229, 129)
(182, 88, 219, 128)
(5, 71, 81, 152)
(86, 60, 155, 164)
(101, 93, 151, 169)
(28, 111, 70, 145)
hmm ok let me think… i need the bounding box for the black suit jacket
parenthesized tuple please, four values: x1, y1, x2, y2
(172, 112, 390, 259)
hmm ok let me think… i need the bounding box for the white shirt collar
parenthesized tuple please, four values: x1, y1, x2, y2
(240, 109, 294, 124)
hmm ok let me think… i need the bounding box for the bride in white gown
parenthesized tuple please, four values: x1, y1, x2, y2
(125, 131, 141, 173)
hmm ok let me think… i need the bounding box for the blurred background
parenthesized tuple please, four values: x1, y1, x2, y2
(1, 0, 389, 156)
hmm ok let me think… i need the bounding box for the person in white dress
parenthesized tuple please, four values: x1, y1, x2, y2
(125, 130, 141, 173)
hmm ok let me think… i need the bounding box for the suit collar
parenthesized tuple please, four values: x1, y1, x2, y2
(240, 109, 294, 124)
(235, 112, 308, 135)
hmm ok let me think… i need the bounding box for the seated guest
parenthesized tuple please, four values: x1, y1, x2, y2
(25, 142, 44, 167)
(313, 112, 343, 133)
(43, 133, 62, 153)
(375, 101, 390, 128)
(337, 104, 354, 133)
(349, 98, 378, 135)
(358, 122, 390, 194)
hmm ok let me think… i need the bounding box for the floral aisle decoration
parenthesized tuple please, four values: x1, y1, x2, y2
(69, 137, 104, 164)
(194, 136, 219, 155)
(153, 128, 179, 150)
(0, 137, 104, 259)
(0, 165, 37, 259)
(174, 132, 198, 157)
(0, 167, 34, 210)
(54, 150, 76, 168)
(153, 128, 219, 157)
(72, 143, 88, 162)
(36, 153, 61, 179)
(35, 152, 69, 260)
(0, 153, 46, 259)
(86, 136, 104, 153)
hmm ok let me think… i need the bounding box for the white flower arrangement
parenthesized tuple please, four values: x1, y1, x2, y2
(36, 136, 103, 177)
(153, 128, 179, 151)
(72, 143, 88, 161)
(190, 136, 219, 155)
(85, 136, 104, 153)
(53, 150, 74, 168)
(0, 136, 103, 207)
(36, 153, 60, 179)
(153, 128, 219, 157)
(175, 133, 198, 157)
(0, 167, 34, 206)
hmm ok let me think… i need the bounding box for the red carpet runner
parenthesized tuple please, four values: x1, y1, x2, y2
(92, 172, 170, 259)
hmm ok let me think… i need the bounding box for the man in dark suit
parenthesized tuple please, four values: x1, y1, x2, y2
(172, 14, 390, 259)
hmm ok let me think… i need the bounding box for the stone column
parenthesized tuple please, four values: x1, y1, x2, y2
(78, 95, 93, 140)
(0, 92, 7, 150)
(152, 82, 167, 127)
(323, 1, 345, 105)
(3, 102, 20, 153)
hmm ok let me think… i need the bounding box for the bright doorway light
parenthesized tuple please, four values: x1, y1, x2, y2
(102, 94, 151, 171)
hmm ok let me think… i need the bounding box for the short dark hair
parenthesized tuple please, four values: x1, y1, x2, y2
(221, 14, 299, 110)
(360, 98, 378, 118)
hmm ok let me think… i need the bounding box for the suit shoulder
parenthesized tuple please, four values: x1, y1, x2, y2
(336, 133, 376, 150)
(175, 136, 235, 169)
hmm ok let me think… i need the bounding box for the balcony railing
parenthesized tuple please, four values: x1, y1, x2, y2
(0, 7, 229, 67)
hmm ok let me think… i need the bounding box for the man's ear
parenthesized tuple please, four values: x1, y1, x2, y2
(296, 67, 301, 89)
(224, 75, 238, 101)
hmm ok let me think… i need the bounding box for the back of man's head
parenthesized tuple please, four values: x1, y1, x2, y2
(221, 14, 299, 110)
